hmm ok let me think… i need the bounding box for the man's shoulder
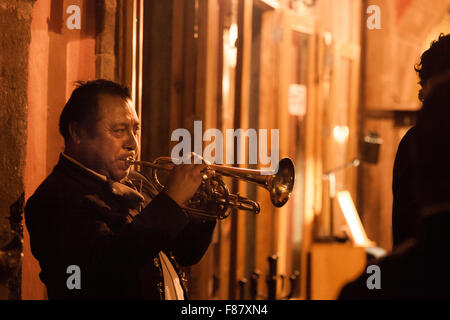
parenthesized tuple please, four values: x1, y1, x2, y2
(28, 155, 111, 200)
(25, 160, 101, 215)
(27, 167, 66, 203)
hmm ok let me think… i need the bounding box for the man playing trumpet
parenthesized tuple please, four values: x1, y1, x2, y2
(25, 79, 216, 299)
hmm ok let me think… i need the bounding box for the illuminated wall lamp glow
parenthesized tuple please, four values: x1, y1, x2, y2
(229, 24, 238, 47)
(224, 24, 238, 68)
(333, 125, 349, 144)
(337, 191, 374, 247)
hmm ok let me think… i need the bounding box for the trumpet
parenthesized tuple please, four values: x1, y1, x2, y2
(126, 156, 295, 220)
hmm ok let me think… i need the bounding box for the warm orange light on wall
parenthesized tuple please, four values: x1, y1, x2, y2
(337, 191, 374, 247)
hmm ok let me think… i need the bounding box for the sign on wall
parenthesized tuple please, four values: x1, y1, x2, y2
(288, 84, 307, 116)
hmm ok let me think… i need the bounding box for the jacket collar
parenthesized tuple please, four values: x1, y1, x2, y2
(61, 152, 108, 182)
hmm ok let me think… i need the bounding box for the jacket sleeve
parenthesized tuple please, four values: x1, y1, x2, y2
(125, 169, 217, 266)
(172, 215, 217, 266)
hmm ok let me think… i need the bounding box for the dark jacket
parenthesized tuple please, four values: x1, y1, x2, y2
(25, 154, 216, 299)
(392, 126, 419, 248)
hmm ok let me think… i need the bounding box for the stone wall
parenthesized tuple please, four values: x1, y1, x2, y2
(0, 0, 35, 300)
(96, 0, 117, 80)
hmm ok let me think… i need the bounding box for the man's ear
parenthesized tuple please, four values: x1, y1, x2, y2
(68, 121, 82, 145)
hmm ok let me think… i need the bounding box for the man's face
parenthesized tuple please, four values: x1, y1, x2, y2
(79, 94, 140, 181)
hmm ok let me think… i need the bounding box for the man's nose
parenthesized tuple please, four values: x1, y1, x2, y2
(124, 131, 138, 151)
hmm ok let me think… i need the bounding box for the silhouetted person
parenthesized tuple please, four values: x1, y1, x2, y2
(392, 33, 450, 248)
(339, 77, 450, 299)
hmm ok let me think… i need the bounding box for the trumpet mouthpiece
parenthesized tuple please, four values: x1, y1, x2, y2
(126, 157, 136, 164)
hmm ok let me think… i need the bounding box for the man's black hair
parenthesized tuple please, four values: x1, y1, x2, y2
(59, 79, 131, 144)
(415, 33, 450, 101)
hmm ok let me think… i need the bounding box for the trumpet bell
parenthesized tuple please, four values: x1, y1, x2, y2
(268, 158, 295, 208)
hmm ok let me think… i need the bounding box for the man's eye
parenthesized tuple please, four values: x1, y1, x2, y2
(114, 128, 126, 134)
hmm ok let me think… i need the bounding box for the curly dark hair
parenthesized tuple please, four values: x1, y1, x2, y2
(415, 33, 450, 101)
(59, 79, 131, 144)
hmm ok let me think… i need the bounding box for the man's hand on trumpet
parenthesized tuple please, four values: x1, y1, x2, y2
(164, 153, 208, 206)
